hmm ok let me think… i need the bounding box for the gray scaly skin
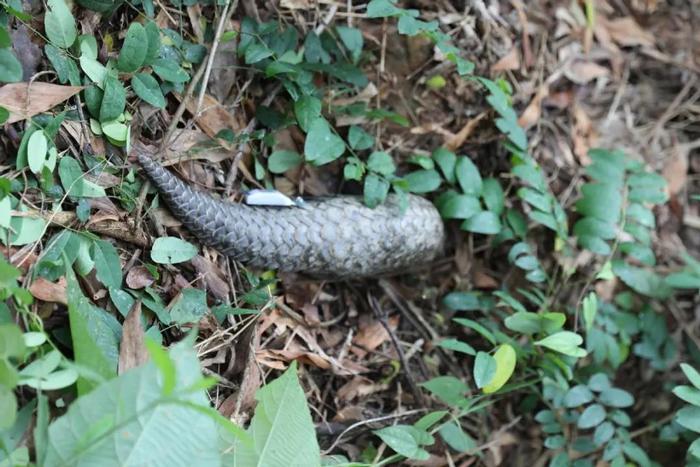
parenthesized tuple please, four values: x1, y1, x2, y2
(137, 153, 445, 278)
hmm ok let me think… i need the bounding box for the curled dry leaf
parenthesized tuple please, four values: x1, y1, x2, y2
(336, 376, 389, 402)
(662, 144, 689, 196)
(564, 61, 610, 85)
(125, 266, 155, 289)
(0, 83, 83, 124)
(600, 16, 655, 48)
(29, 276, 68, 305)
(190, 255, 230, 300)
(118, 301, 149, 374)
(518, 85, 549, 129)
(351, 315, 399, 359)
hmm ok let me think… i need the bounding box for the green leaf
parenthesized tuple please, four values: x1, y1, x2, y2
(599, 387, 633, 408)
(79, 55, 107, 84)
(438, 194, 481, 219)
(404, 169, 441, 193)
(245, 43, 274, 64)
(0, 49, 22, 83)
(151, 237, 198, 264)
(0, 386, 17, 429)
(460, 211, 501, 234)
(673, 385, 700, 406)
(100, 75, 126, 121)
(681, 363, 700, 390)
(152, 58, 189, 83)
(593, 422, 615, 447)
(336, 26, 363, 63)
(66, 269, 119, 394)
(294, 95, 321, 132)
(473, 351, 496, 389)
(438, 421, 475, 453)
(101, 119, 128, 143)
(366, 0, 402, 17)
(535, 331, 587, 358)
(0, 323, 26, 359)
(45, 0, 77, 48)
(564, 385, 594, 408)
(582, 292, 597, 332)
(544, 435, 566, 450)
(364, 173, 390, 208)
(482, 178, 504, 215)
(666, 272, 700, 289)
(45, 44, 81, 85)
(622, 442, 650, 467)
(304, 118, 345, 166)
(367, 151, 395, 176)
(442, 291, 480, 311)
(170, 288, 208, 325)
(677, 406, 700, 433)
(0, 106, 8, 124)
(43, 342, 226, 466)
(576, 183, 622, 223)
(455, 156, 482, 196)
(268, 150, 302, 174)
(588, 373, 611, 392)
(59, 156, 107, 198)
(234, 361, 320, 466)
(433, 147, 456, 183)
(482, 344, 516, 393)
(132, 73, 165, 108)
(348, 126, 374, 150)
(374, 425, 431, 460)
(143, 21, 161, 66)
(437, 338, 475, 356)
(117, 22, 147, 72)
(612, 260, 671, 299)
(27, 131, 49, 174)
(92, 239, 122, 289)
(504, 312, 541, 334)
(577, 403, 606, 429)
(420, 376, 468, 406)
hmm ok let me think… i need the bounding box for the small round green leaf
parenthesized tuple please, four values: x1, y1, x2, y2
(151, 237, 198, 264)
(27, 131, 48, 174)
(460, 211, 501, 234)
(131, 73, 165, 108)
(268, 150, 302, 174)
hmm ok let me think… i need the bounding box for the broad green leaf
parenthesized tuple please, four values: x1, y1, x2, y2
(45, 0, 77, 48)
(79, 56, 107, 85)
(0, 106, 8, 124)
(504, 312, 541, 334)
(170, 288, 208, 325)
(404, 169, 441, 193)
(438, 421, 475, 453)
(348, 126, 374, 150)
(438, 193, 481, 219)
(681, 363, 700, 390)
(66, 269, 119, 395)
(582, 292, 597, 332)
(593, 422, 615, 447)
(143, 21, 161, 66)
(294, 95, 321, 132)
(367, 151, 395, 176)
(245, 43, 274, 64)
(420, 376, 468, 406)
(666, 272, 700, 289)
(59, 156, 107, 198)
(482, 178, 504, 215)
(677, 406, 700, 433)
(336, 26, 363, 63)
(100, 75, 126, 121)
(433, 147, 456, 183)
(588, 373, 611, 392)
(0, 387, 17, 429)
(45, 44, 81, 85)
(673, 385, 700, 406)
(92, 239, 122, 289)
(366, 0, 402, 17)
(461, 211, 501, 234)
(364, 173, 390, 208)
(577, 403, 606, 429)
(576, 183, 622, 223)
(454, 318, 496, 345)
(544, 435, 566, 449)
(0, 49, 23, 82)
(455, 156, 482, 196)
(373, 425, 431, 461)
(132, 73, 166, 108)
(43, 342, 225, 466)
(437, 338, 475, 356)
(564, 385, 594, 408)
(482, 344, 516, 393)
(535, 331, 587, 358)
(0, 323, 26, 358)
(5, 202, 47, 246)
(268, 150, 302, 174)
(117, 22, 147, 72)
(27, 131, 48, 174)
(234, 361, 320, 466)
(304, 118, 345, 166)
(473, 352, 496, 389)
(622, 442, 650, 467)
(151, 237, 198, 264)
(442, 291, 480, 311)
(599, 387, 633, 408)
(152, 59, 189, 83)
(612, 260, 671, 299)
(101, 119, 128, 143)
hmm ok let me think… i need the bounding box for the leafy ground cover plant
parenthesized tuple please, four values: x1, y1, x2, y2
(0, 0, 699, 466)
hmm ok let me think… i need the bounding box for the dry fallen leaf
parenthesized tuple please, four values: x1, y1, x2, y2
(600, 16, 655, 48)
(518, 85, 548, 129)
(191, 255, 229, 300)
(0, 83, 83, 124)
(491, 47, 520, 73)
(564, 61, 610, 85)
(662, 144, 689, 196)
(351, 315, 399, 358)
(118, 301, 150, 374)
(29, 277, 68, 305)
(125, 266, 155, 289)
